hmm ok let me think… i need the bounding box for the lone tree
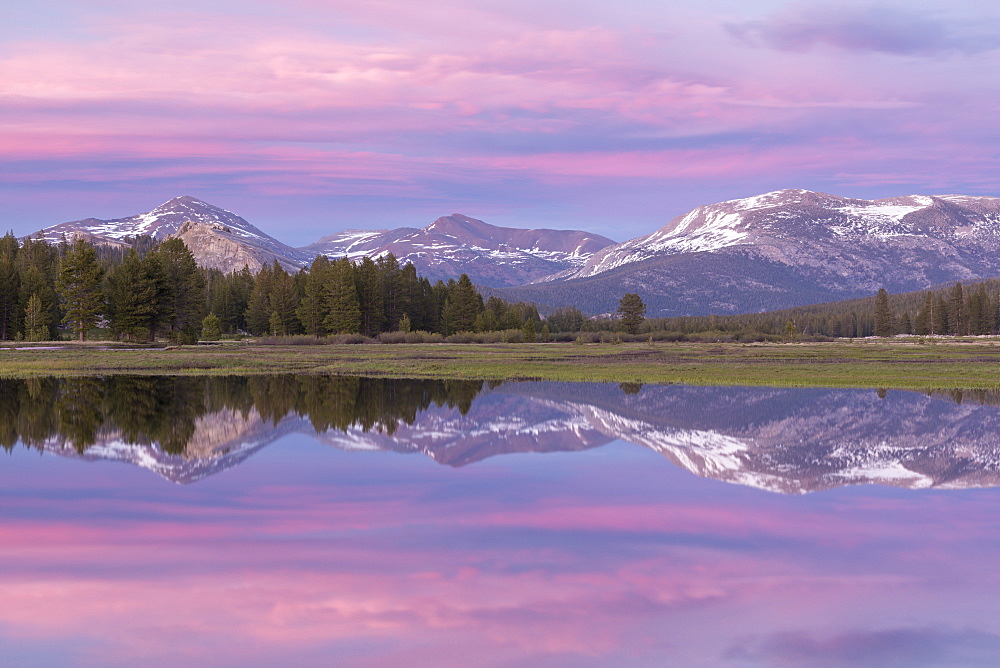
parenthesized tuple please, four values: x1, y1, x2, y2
(617, 293, 646, 335)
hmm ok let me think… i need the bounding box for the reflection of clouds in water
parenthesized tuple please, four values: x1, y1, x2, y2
(5, 443, 1000, 666)
(725, 627, 1000, 667)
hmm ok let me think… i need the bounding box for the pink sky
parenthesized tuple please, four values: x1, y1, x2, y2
(4, 0, 1000, 244)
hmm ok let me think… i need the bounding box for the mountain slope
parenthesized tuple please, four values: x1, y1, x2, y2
(299, 213, 615, 287)
(31, 196, 308, 273)
(506, 190, 1000, 316)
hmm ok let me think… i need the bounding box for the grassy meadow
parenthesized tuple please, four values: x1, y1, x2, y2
(4, 338, 1000, 389)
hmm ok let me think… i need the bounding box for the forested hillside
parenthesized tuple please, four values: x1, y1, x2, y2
(0, 233, 542, 343)
(645, 279, 1000, 339)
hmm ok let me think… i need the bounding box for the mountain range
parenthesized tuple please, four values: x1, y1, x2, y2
(28, 188, 1000, 315)
(36, 382, 1000, 494)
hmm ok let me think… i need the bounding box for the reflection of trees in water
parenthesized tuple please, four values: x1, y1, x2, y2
(0, 375, 485, 455)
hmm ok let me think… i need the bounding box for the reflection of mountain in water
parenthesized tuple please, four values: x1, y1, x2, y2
(6, 376, 1000, 493)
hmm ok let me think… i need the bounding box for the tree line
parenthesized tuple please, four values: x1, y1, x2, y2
(0, 233, 550, 342)
(640, 280, 1000, 340)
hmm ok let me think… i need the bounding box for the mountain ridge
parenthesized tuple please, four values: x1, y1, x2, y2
(26, 188, 1000, 315)
(30, 200, 615, 287)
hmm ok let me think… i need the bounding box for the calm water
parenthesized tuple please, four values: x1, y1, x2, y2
(3, 377, 1000, 667)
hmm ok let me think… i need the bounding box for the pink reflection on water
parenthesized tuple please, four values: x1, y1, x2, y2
(3, 446, 1000, 667)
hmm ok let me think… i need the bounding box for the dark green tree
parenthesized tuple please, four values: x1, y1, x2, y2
(149, 239, 206, 343)
(297, 255, 333, 336)
(617, 293, 646, 335)
(0, 233, 19, 340)
(106, 250, 157, 341)
(17, 237, 59, 340)
(267, 262, 300, 336)
(874, 288, 895, 337)
(57, 238, 104, 341)
(244, 262, 274, 335)
(23, 293, 49, 341)
(355, 256, 385, 337)
(442, 274, 483, 334)
(325, 257, 361, 334)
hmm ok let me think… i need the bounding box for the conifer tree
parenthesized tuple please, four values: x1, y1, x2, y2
(267, 261, 300, 336)
(934, 294, 949, 334)
(617, 293, 646, 335)
(244, 262, 274, 335)
(106, 250, 157, 341)
(355, 256, 385, 336)
(23, 293, 49, 341)
(873, 288, 895, 337)
(443, 274, 483, 333)
(325, 257, 361, 334)
(522, 319, 536, 343)
(17, 237, 59, 340)
(0, 233, 19, 340)
(57, 238, 104, 341)
(150, 239, 206, 343)
(947, 283, 967, 335)
(898, 311, 912, 335)
(298, 255, 333, 336)
(201, 312, 222, 341)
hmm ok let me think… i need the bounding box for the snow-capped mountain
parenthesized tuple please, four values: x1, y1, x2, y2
(31, 196, 309, 273)
(30, 201, 612, 285)
(27, 188, 1000, 311)
(502, 189, 1000, 315)
(299, 213, 615, 287)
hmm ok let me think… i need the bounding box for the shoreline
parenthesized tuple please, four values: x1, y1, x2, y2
(3, 339, 1000, 390)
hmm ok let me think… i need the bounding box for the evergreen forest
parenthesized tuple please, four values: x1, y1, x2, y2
(0, 233, 545, 343)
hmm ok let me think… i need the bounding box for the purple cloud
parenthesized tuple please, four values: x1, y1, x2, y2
(725, 627, 1000, 667)
(728, 5, 999, 56)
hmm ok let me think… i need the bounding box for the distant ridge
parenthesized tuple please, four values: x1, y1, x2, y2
(26, 189, 1000, 315)
(298, 213, 615, 287)
(498, 189, 1000, 316)
(30, 202, 614, 286)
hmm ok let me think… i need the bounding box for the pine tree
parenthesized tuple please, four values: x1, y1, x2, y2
(873, 288, 895, 337)
(947, 283, 966, 335)
(267, 262, 300, 336)
(522, 319, 536, 343)
(149, 239, 206, 343)
(377, 253, 403, 332)
(617, 293, 646, 335)
(0, 233, 19, 340)
(442, 274, 483, 334)
(324, 258, 361, 334)
(201, 313, 222, 341)
(106, 250, 157, 341)
(17, 237, 59, 340)
(898, 311, 912, 335)
(355, 256, 385, 336)
(23, 293, 49, 341)
(297, 255, 333, 336)
(244, 262, 274, 335)
(934, 294, 949, 335)
(57, 238, 104, 341)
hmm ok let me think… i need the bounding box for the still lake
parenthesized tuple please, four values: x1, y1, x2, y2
(3, 376, 1000, 667)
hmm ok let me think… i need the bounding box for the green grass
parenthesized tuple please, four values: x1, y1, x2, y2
(5, 338, 1000, 389)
